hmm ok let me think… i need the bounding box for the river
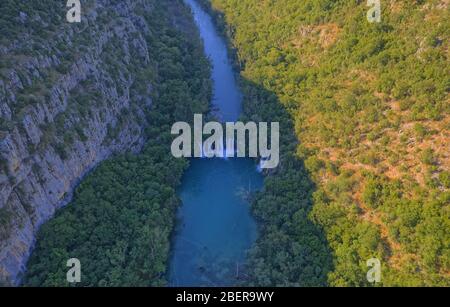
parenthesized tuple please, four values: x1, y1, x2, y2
(168, 0, 263, 286)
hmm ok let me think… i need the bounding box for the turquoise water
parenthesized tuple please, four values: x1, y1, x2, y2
(185, 0, 241, 122)
(168, 0, 263, 286)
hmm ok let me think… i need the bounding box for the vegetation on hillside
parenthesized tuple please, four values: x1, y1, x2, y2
(201, 0, 449, 286)
(23, 0, 211, 286)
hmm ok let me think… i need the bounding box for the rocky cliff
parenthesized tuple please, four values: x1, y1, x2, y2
(0, 0, 177, 284)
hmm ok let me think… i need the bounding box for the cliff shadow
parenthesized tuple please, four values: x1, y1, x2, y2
(239, 78, 334, 287)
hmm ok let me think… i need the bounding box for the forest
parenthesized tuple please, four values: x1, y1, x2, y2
(23, 0, 211, 286)
(199, 0, 449, 286)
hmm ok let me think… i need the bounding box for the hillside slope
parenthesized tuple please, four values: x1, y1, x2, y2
(204, 0, 449, 286)
(0, 0, 209, 285)
(23, 0, 211, 287)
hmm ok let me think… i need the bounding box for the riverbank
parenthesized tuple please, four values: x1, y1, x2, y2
(168, 0, 263, 287)
(191, 0, 334, 286)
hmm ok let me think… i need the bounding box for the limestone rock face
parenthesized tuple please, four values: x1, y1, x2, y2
(0, 0, 162, 284)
